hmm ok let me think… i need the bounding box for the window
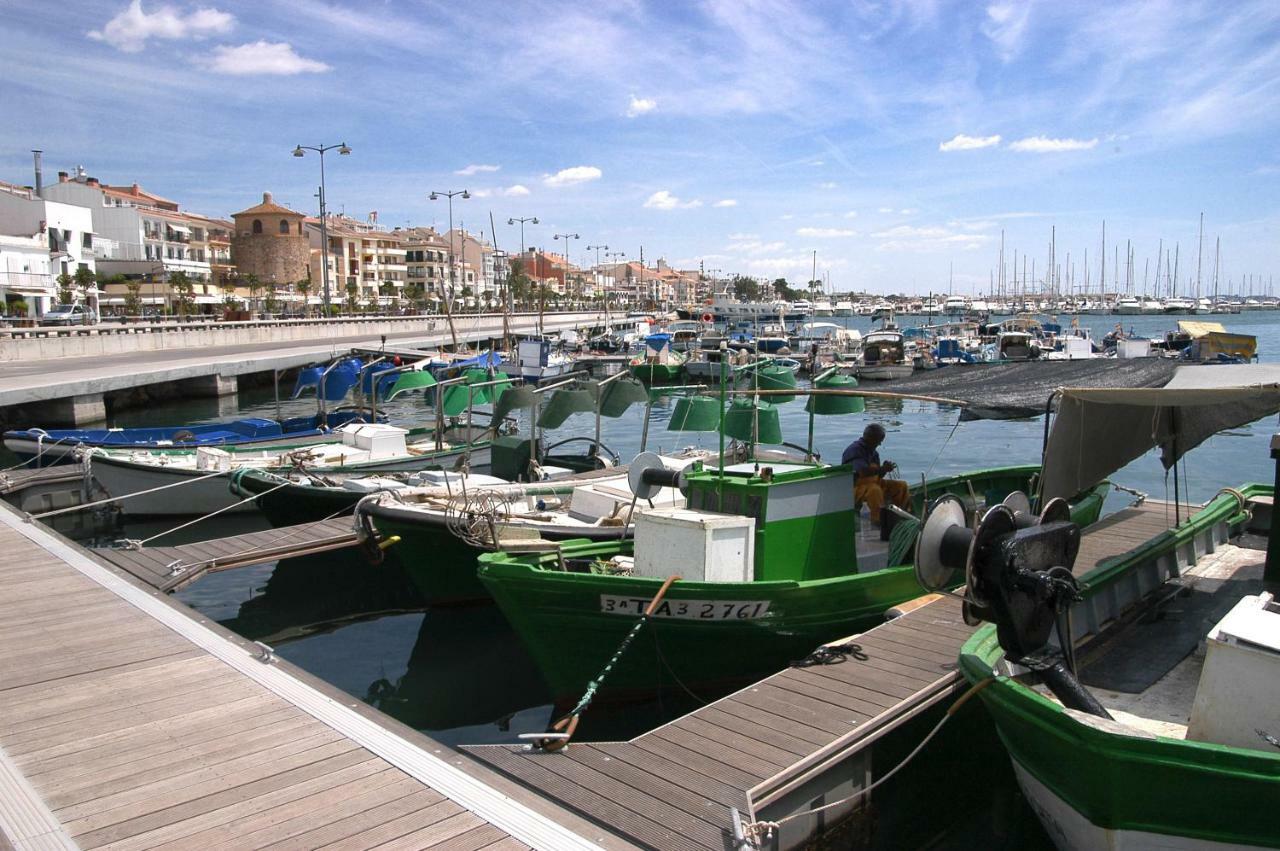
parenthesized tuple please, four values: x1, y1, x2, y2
(82, 232, 93, 248)
(279, 219, 289, 234)
(252, 219, 263, 234)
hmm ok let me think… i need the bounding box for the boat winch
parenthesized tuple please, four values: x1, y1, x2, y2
(916, 491, 1112, 719)
(626, 451, 692, 500)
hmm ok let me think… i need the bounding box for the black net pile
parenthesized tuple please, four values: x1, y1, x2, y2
(880, 358, 1180, 420)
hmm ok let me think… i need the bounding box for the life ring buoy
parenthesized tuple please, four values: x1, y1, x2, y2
(701, 312, 714, 323)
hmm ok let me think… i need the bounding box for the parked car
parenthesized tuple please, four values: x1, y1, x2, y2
(41, 304, 98, 325)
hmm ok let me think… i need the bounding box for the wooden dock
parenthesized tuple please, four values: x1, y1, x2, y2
(465, 499, 1177, 850)
(0, 502, 618, 850)
(93, 517, 364, 592)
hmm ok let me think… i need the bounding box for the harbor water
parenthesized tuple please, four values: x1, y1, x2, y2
(12, 310, 1279, 847)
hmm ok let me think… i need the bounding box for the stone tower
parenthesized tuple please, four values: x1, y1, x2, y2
(230, 192, 309, 285)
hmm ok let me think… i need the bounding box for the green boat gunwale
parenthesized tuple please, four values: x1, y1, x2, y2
(957, 484, 1279, 844)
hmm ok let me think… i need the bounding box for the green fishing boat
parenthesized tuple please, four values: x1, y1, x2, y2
(954, 375, 1280, 850)
(630, 331, 687, 383)
(477, 460, 1110, 706)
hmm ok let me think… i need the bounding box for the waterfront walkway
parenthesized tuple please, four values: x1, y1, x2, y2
(0, 311, 622, 410)
(0, 502, 620, 850)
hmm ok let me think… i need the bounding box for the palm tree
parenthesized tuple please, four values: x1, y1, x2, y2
(295, 279, 312, 317)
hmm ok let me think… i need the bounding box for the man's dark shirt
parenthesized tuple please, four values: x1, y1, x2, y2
(841, 437, 880, 474)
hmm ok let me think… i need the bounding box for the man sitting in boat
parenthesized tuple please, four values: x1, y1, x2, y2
(842, 423, 910, 526)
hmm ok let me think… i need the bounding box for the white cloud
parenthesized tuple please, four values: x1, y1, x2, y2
(983, 2, 1033, 62)
(713, 199, 738, 207)
(726, 239, 786, 254)
(205, 41, 329, 75)
(89, 0, 234, 52)
(455, 164, 500, 176)
(811, 160, 825, 167)
(873, 224, 991, 252)
(544, 166, 602, 187)
(939, 133, 1001, 152)
(727, 232, 759, 241)
(626, 94, 657, 117)
(504, 184, 531, 196)
(1009, 135, 1099, 153)
(899, 208, 918, 215)
(877, 207, 894, 214)
(471, 184, 529, 199)
(817, 181, 838, 190)
(843, 210, 859, 218)
(796, 227, 857, 238)
(644, 190, 701, 210)
(779, 213, 795, 220)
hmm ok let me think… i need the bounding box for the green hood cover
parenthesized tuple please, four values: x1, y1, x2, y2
(598, 375, 650, 418)
(741, 364, 798, 404)
(382, 370, 437, 402)
(806, 373, 865, 415)
(537, 381, 600, 429)
(441, 368, 509, 416)
(667, 395, 722, 432)
(723, 399, 784, 444)
(492, 384, 539, 422)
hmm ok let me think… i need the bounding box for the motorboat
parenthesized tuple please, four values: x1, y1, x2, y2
(516, 338, 573, 382)
(856, 325, 914, 380)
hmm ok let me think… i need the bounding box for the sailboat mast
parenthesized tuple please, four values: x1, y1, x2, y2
(1196, 212, 1204, 300)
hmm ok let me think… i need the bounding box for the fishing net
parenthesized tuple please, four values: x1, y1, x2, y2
(882, 359, 1179, 420)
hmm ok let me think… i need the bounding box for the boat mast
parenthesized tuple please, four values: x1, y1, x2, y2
(1196, 212, 1204, 301)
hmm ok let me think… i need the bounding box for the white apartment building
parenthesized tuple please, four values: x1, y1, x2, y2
(0, 180, 97, 315)
(443, 229, 498, 303)
(40, 168, 215, 285)
(307, 216, 408, 306)
(399, 227, 451, 301)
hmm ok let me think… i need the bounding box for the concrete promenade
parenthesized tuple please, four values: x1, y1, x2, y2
(0, 311, 629, 424)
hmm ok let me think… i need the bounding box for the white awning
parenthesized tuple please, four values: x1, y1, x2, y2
(167, 224, 191, 234)
(1041, 364, 1280, 500)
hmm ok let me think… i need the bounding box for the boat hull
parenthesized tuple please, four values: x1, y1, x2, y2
(91, 444, 491, 517)
(629, 363, 684, 384)
(958, 488, 1275, 851)
(480, 471, 1108, 704)
(855, 364, 914, 380)
(369, 503, 630, 605)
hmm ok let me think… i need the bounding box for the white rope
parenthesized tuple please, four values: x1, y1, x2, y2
(0, 435, 78, 472)
(136, 479, 293, 546)
(740, 678, 995, 847)
(27, 466, 232, 520)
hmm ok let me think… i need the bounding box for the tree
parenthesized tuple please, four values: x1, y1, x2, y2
(56, 272, 76, 305)
(124, 281, 143, 316)
(403, 282, 424, 311)
(295, 279, 311, 316)
(73, 266, 96, 296)
(263, 283, 280, 316)
(731, 274, 761, 301)
(220, 274, 241, 307)
(507, 259, 531, 309)
(243, 274, 262, 309)
(772, 277, 801, 300)
(169, 271, 194, 317)
(345, 280, 359, 314)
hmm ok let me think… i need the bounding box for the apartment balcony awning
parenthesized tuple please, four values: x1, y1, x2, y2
(167, 224, 191, 234)
(2, 285, 54, 297)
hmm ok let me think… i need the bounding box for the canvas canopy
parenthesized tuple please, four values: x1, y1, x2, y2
(1039, 364, 1280, 501)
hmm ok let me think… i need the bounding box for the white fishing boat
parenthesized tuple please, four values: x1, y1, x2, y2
(86, 424, 491, 517)
(855, 326, 914, 380)
(516, 338, 573, 382)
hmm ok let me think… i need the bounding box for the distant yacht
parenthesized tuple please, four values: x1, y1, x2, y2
(943, 295, 969, 316)
(833, 300, 854, 316)
(1113, 295, 1142, 315)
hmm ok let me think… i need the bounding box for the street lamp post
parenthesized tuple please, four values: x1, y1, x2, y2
(551, 232, 579, 333)
(507, 215, 538, 315)
(429, 189, 469, 350)
(605, 250, 625, 312)
(292, 142, 350, 315)
(586, 243, 607, 308)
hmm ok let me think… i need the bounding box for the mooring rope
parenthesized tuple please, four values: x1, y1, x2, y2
(27, 466, 233, 520)
(530, 575, 681, 752)
(738, 676, 997, 848)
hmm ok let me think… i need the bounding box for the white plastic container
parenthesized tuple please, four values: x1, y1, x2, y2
(632, 507, 755, 582)
(338, 423, 408, 455)
(1187, 592, 1280, 749)
(195, 446, 232, 472)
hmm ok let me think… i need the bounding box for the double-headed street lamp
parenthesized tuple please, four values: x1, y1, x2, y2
(551, 232, 579, 330)
(429, 188, 469, 350)
(586, 243, 607, 305)
(292, 142, 350, 314)
(507, 216, 538, 313)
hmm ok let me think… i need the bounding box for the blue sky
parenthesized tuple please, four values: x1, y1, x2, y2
(3, 0, 1279, 294)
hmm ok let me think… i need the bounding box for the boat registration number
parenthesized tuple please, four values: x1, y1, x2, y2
(599, 595, 771, 620)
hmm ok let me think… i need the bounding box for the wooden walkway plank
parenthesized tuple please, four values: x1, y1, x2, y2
(269, 786, 448, 851)
(371, 811, 493, 851)
(83, 755, 386, 851)
(591, 743, 748, 811)
(316, 798, 466, 851)
(427, 823, 511, 851)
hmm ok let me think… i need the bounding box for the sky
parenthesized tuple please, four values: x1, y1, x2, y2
(3, 0, 1279, 295)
